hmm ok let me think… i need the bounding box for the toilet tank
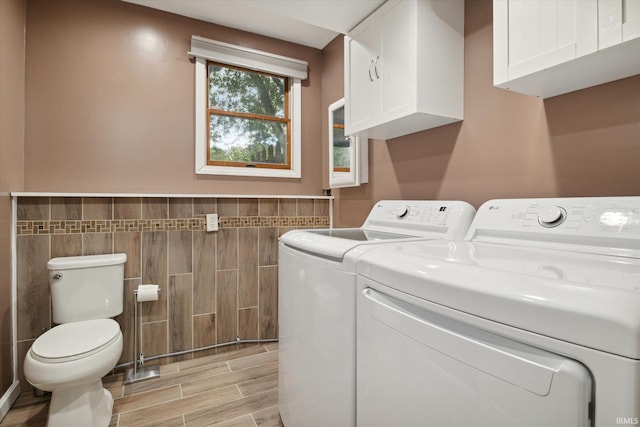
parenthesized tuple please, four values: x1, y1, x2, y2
(47, 253, 127, 324)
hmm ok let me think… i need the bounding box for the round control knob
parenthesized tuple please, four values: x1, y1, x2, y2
(538, 206, 566, 227)
(394, 205, 410, 219)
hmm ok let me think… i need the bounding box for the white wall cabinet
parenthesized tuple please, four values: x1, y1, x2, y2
(344, 0, 464, 140)
(494, 0, 640, 98)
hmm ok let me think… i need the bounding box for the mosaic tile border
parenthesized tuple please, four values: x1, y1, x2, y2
(15, 216, 330, 235)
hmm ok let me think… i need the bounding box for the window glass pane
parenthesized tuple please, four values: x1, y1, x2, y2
(333, 105, 344, 126)
(333, 106, 350, 170)
(209, 114, 288, 165)
(333, 127, 351, 169)
(208, 64, 285, 118)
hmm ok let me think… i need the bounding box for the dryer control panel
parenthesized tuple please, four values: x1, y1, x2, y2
(466, 197, 640, 258)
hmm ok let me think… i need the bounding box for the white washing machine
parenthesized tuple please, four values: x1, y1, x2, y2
(278, 200, 476, 427)
(356, 197, 640, 427)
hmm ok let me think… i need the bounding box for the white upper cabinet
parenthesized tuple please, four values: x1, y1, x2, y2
(345, 0, 464, 140)
(494, 0, 640, 98)
(600, 0, 640, 47)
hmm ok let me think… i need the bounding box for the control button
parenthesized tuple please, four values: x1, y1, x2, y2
(538, 206, 567, 228)
(394, 205, 410, 219)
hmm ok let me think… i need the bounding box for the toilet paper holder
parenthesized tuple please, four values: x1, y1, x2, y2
(124, 285, 161, 384)
(133, 284, 160, 302)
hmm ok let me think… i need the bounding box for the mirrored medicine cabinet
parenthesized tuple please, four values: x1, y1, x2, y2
(329, 98, 368, 188)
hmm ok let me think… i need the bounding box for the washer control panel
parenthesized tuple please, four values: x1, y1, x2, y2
(363, 200, 476, 240)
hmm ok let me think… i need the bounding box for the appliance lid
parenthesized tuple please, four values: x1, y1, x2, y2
(309, 228, 412, 241)
(280, 200, 476, 260)
(357, 240, 640, 359)
(280, 228, 418, 260)
(31, 319, 121, 362)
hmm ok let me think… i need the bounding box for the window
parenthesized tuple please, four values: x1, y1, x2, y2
(207, 62, 290, 169)
(190, 36, 307, 178)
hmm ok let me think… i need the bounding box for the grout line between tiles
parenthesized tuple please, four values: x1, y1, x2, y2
(111, 397, 182, 420)
(114, 391, 184, 415)
(140, 319, 167, 325)
(191, 227, 195, 360)
(181, 387, 272, 420)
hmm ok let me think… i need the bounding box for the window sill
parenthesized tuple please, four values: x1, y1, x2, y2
(196, 164, 301, 178)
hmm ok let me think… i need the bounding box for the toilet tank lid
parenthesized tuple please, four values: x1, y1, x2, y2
(47, 253, 127, 270)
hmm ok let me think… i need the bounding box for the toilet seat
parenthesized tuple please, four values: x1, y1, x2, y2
(31, 319, 121, 363)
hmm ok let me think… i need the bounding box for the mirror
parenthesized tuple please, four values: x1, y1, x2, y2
(329, 98, 367, 188)
(332, 106, 350, 172)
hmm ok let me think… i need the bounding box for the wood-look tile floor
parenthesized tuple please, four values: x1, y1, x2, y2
(1, 343, 283, 427)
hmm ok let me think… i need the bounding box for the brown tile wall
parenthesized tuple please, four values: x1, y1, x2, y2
(15, 196, 330, 390)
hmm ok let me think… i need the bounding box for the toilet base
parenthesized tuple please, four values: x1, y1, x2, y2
(47, 380, 114, 427)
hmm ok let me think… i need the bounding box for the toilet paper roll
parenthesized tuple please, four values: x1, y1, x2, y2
(136, 284, 159, 302)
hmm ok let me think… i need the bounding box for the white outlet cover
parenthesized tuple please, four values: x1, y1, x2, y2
(206, 213, 219, 232)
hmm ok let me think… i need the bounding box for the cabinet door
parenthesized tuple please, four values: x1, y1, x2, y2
(495, 0, 597, 83)
(379, 0, 413, 119)
(624, 0, 640, 41)
(345, 18, 380, 135)
(599, 0, 640, 48)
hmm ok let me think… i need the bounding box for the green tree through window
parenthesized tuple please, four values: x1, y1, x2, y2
(207, 62, 290, 169)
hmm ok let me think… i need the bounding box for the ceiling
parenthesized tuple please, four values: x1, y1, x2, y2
(122, 0, 386, 49)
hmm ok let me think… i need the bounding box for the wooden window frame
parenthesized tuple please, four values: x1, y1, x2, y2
(206, 61, 292, 170)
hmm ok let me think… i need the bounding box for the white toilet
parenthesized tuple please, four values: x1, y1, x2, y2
(24, 253, 127, 427)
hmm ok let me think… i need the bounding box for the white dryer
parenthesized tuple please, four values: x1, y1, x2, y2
(356, 197, 640, 427)
(278, 200, 476, 427)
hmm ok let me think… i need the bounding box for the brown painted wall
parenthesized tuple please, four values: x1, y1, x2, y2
(24, 0, 324, 195)
(333, 0, 640, 227)
(0, 0, 27, 398)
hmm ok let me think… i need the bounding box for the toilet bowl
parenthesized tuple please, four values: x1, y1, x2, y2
(24, 318, 123, 427)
